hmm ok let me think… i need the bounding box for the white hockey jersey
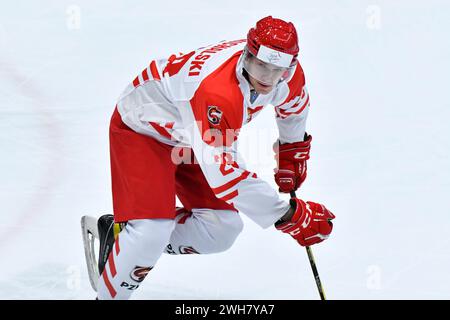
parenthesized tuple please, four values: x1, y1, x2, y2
(116, 39, 310, 228)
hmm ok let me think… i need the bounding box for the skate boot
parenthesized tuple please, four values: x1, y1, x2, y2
(81, 214, 125, 291)
(97, 214, 116, 276)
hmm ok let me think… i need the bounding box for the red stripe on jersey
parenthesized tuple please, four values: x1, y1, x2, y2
(108, 251, 117, 277)
(220, 189, 239, 202)
(277, 95, 309, 119)
(150, 60, 161, 80)
(164, 122, 174, 129)
(275, 64, 306, 107)
(102, 271, 117, 298)
(132, 76, 140, 87)
(246, 106, 264, 123)
(248, 106, 264, 116)
(142, 68, 149, 82)
(149, 122, 173, 140)
(212, 171, 251, 195)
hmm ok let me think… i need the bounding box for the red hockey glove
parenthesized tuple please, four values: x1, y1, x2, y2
(276, 198, 335, 247)
(274, 134, 312, 193)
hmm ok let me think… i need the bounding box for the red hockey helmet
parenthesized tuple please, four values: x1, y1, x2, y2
(243, 16, 299, 87)
(247, 16, 299, 67)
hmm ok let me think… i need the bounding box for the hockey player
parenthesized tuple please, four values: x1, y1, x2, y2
(89, 16, 335, 299)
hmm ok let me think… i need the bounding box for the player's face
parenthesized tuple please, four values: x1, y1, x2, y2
(243, 50, 292, 94)
(247, 72, 275, 94)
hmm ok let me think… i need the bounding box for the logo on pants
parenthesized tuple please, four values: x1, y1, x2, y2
(130, 266, 153, 282)
(179, 246, 200, 254)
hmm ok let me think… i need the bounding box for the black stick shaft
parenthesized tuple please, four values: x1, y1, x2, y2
(290, 190, 326, 300)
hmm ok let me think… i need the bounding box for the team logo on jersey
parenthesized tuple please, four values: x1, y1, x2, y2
(207, 106, 223, 126)
(130, 266, 153, 282)
(179, 246, 200, 254)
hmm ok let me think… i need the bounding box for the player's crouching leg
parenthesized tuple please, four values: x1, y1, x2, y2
(97, 219, 176, 300)
(167, 209, 244, 255)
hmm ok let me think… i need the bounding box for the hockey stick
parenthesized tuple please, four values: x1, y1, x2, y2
(290, 190, 326, 300)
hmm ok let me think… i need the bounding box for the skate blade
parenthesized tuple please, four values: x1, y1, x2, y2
(81, 215, 100, 292)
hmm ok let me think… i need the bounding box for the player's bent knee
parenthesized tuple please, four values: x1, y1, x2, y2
(125, 218, 176, 251)
(207, 212, 244, 253)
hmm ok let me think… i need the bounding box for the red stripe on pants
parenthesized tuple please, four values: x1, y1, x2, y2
(108, 251, 117, 277)
(115, 235, 120, 255)
(102, 271, 117, 298)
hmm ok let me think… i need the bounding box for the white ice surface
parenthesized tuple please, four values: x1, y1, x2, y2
(1, 0, 449, 299)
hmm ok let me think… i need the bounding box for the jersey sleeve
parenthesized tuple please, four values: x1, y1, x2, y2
(274, 64, 310, 143)
(176, 98, 290, 229)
